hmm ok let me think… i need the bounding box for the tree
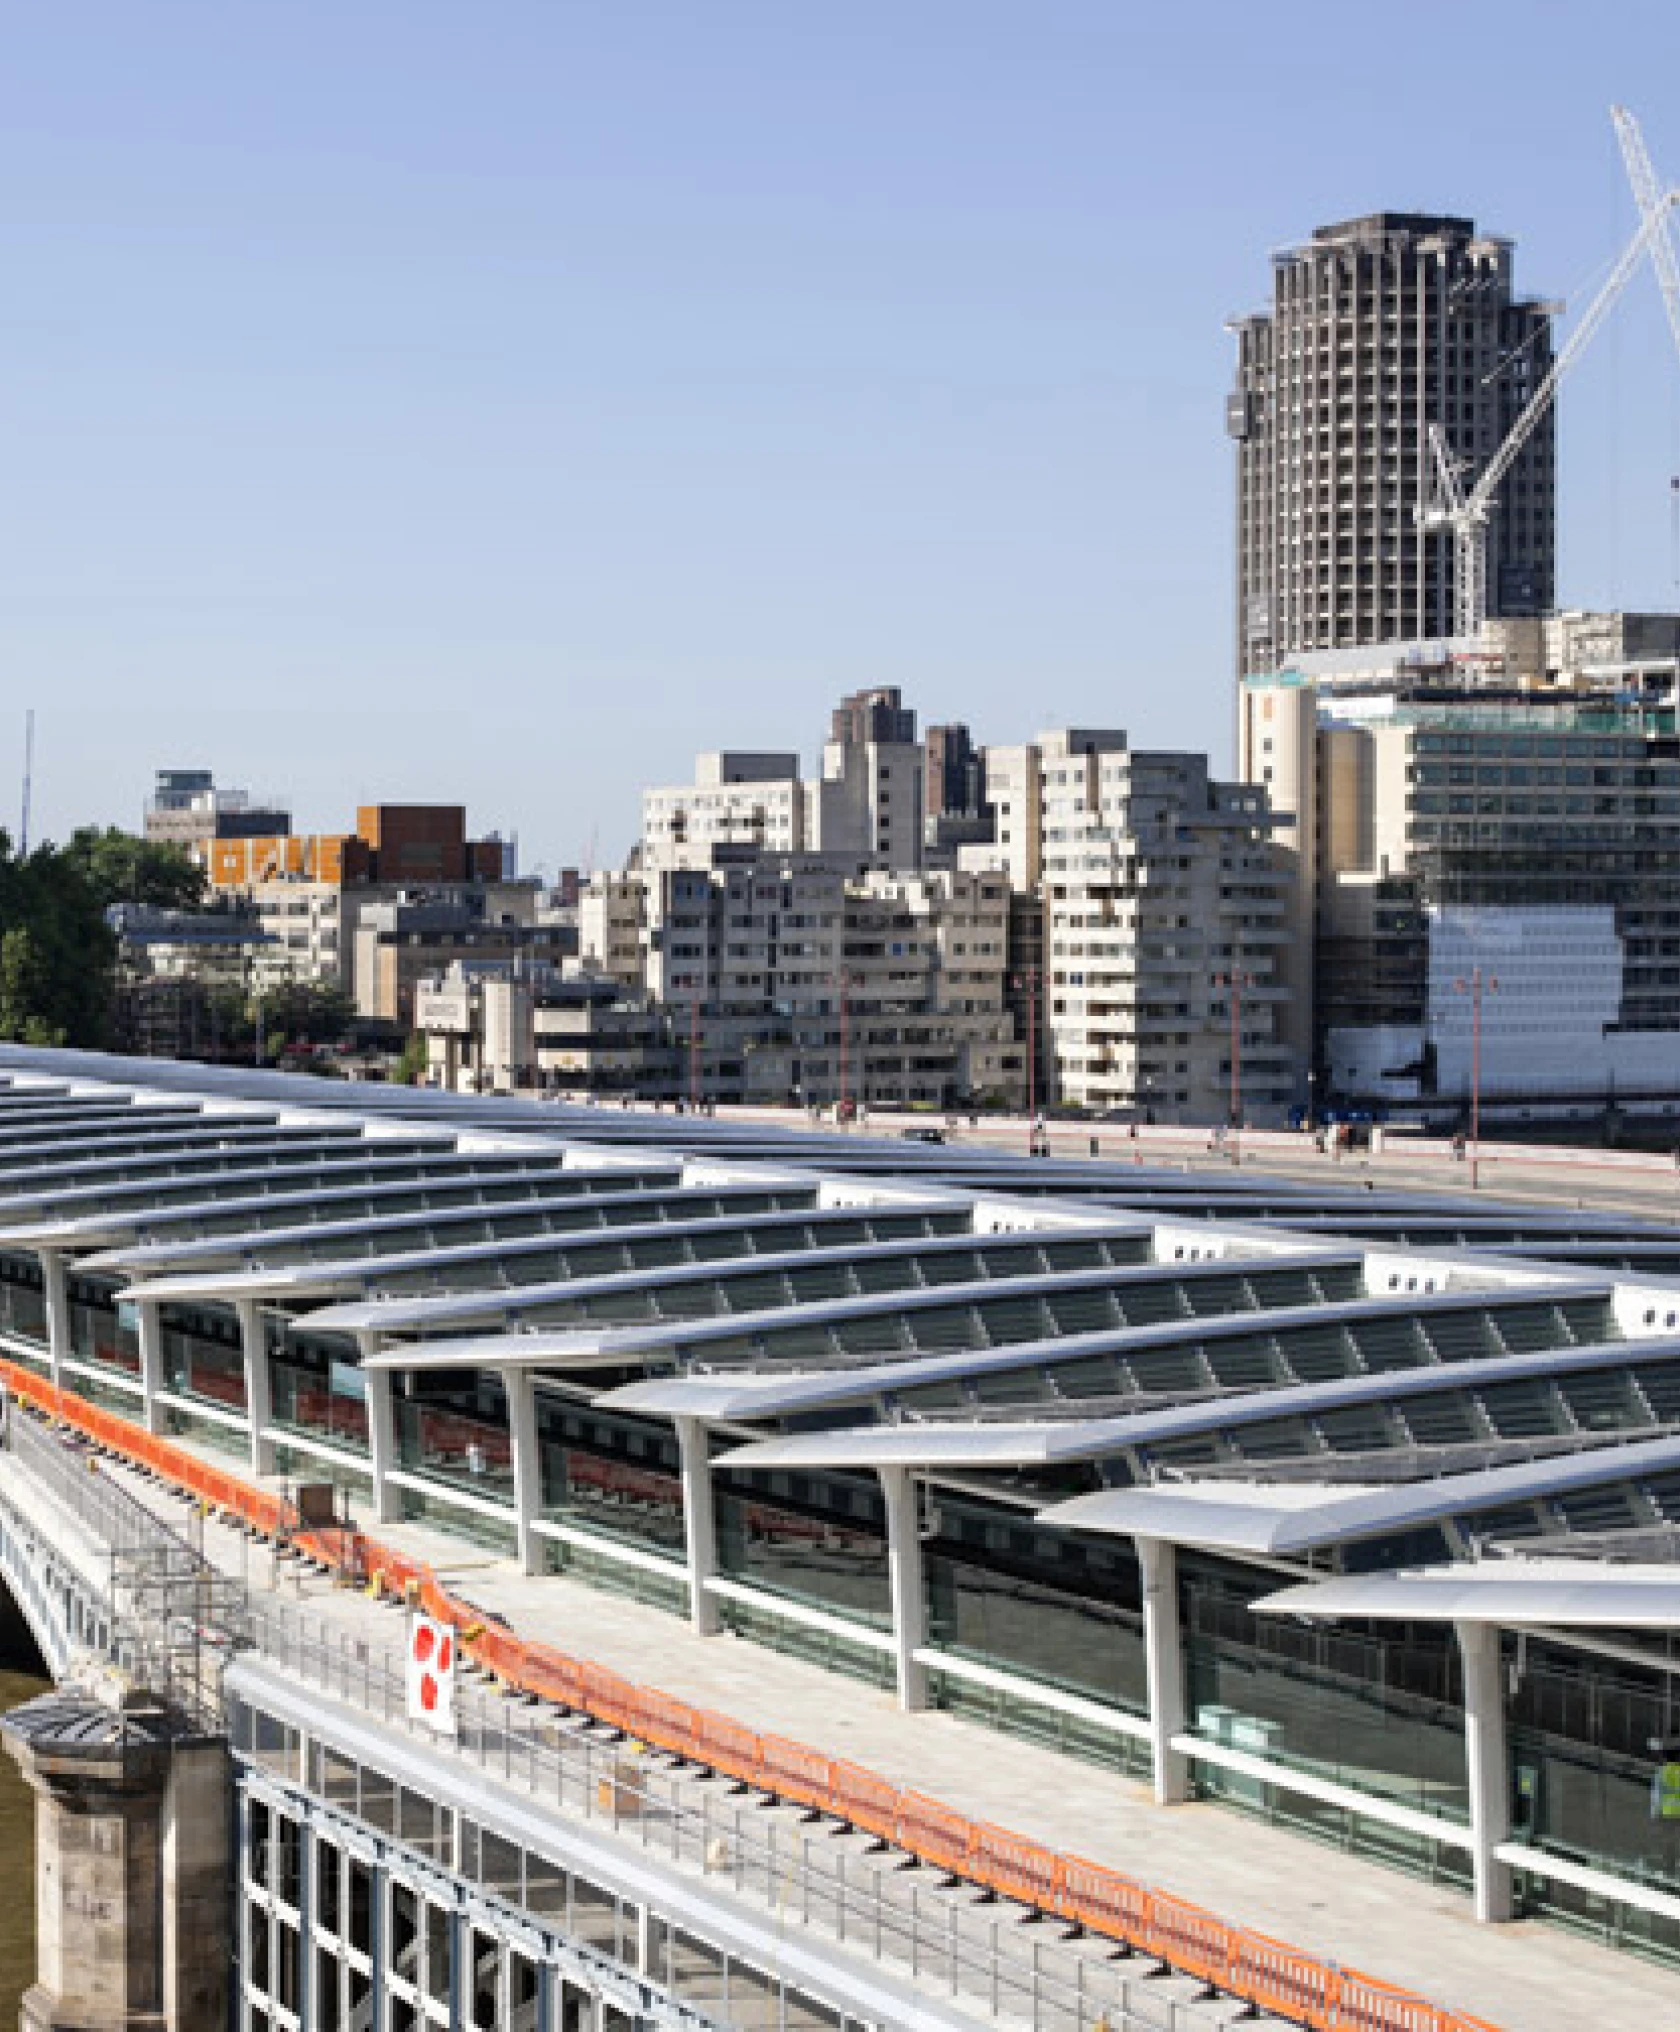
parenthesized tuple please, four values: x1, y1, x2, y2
(64, 826, 206, 912)
(256, 980, 357, 1053)
(394, 1034, 429, 1086)
(0, 831, 116, 1045)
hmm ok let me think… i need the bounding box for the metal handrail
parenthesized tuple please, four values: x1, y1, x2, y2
(1, 1404, 1187, 2032)
(238, 1604, 1175, 2032)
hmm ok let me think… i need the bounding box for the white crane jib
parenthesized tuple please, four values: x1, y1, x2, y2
(1419, 186, 1680, 640)
(1612, 105, 1680, 376)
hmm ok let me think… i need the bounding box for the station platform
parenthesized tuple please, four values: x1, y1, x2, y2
(136, 1448, 1680, 2032)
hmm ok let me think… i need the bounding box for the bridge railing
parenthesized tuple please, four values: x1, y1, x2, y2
(0, 1403, 244, 1727)
(0, 1360, 1504, 2032)
(239, 1598, 1159, 2032)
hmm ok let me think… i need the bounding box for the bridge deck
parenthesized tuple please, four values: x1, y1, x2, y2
(108, 1439, 1680, 2032)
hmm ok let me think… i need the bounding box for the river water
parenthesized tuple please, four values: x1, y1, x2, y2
(0, 1663, 46, 2023)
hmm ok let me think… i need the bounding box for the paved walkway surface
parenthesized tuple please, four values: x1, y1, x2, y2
(713, 1102, 1680, 1226)
(140, 1460, 1680, 2032)
(82, 1453, 1257, 2032)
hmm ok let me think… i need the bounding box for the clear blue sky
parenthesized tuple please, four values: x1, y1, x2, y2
(4, 0, 1680, 873)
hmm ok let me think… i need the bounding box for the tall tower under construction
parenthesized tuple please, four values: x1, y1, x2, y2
(1229, 213, 1556, 675)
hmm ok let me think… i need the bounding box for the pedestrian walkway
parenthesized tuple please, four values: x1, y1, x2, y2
(722, 1099, 1680, 1223)
(126, 1448, 1680, 2032)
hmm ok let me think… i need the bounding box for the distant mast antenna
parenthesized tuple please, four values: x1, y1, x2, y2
(19, 710, 33, 854)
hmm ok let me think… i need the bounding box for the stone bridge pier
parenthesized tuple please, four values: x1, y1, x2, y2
(1, 1687, 229, 2032)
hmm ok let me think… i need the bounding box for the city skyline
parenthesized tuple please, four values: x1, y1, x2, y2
(3, 2, 1680, 873)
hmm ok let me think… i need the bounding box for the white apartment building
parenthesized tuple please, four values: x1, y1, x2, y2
(974, 741, 1044, 892)
(641, 752, 807, 873)
(626, 853, 1022, 1107)
(1006, 730, 1296, 1121)
(618, 696, 1296, 1122)
(640, 689, 925, 879)
(415, 963, 670, 1097)
(577, 872, 646, 992)
(811, 727, 924, 869)
(242, 881, 348, 988)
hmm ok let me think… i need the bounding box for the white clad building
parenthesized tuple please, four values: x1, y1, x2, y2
(1027, 729, 1296, 1121)
(641, 752, 808, 875)
(1248, 670, 1680, 1116)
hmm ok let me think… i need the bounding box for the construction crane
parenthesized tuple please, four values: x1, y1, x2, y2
(1612, 106, 1680, 596)
(1420, 185, 1680, 639)
(1613, 106, 1680, 374)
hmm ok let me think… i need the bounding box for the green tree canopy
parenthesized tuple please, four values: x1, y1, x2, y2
(0, 830, 116, 1046)
(258, 979, 357, 1052)
(64, 826, 206, 912)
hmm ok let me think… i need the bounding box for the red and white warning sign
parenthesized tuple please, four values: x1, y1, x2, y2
(405, 1612, 457, 1737)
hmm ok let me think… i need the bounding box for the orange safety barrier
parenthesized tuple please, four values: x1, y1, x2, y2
(577, 1661, 639, 1735)
(1228, 1929, 1338, 2024)
(689, 1707, 764, 1783)
(1335, 1975, 1449, 2032)
(970, 1820, 1064, 1913)
(895, 1788, 974, 1878)
(635, 1690, 703, 1762)
(616, 1682, 673, 1751)
(0, 1361, 1505, 2032)
(755, 1734, 834, 1817)
(824, 1756, 899, 1844)
(1056, 1853, 1150, 1940)
(1148, 1888, 1235, 1989)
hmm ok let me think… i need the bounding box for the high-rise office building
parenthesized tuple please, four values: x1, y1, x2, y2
(1230, 213, 1556, 675)
(1242, 669, 1680, 1115)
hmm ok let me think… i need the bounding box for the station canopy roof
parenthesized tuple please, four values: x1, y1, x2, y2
(5, 1044, 1680, 1624)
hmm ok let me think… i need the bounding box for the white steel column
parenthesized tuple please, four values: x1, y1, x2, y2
(137, 1298, 165, 1435)
(878, 1465, 928, 1712)
(1138, 1535, 1189, 1804)
(358, 1332, 401, 1525)
(38, 1248, 69, 1389)
(235, 1298, 276, 1476)
(1457, 1618, 1514, 1923)
(505, 1368, 541, 1577)
(674, 1415, 720, 1636)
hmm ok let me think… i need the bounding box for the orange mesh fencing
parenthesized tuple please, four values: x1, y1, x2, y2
(1335, 1976, 1454, 2032)
(970, 1821, 1064, 1912)
(1229, 1929, 1339, 2023)
(1057, 1853, 1150, 1937)
(825, 1757, 899, 1843)
(688, 1708, 763, 1782)
(895, 1789, 974, 1877)
(756, 1734, 834, 1816)
(1148, 1889, 1234, 1988)
(0, 1359, 1503, 2032)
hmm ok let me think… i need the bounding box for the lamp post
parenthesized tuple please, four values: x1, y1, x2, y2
(688, 992, 702, 1114)
(1012, 966, 1040, 1155)
(829, 971, 855, 1123)
(1214, 968, 1253, 1166)
(1453, 967, 1499, 1190)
